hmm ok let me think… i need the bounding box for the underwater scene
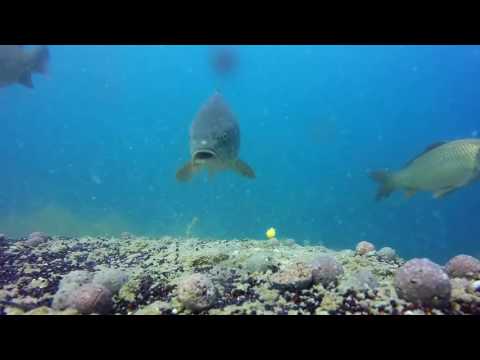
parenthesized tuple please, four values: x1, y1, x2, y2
(0, 45, 479, 315)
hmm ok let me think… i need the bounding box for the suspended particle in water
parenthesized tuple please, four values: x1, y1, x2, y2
(91, 174, 102, 185)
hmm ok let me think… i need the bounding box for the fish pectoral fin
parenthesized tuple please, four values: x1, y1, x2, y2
(232, 159, 256, 179)
(433, 187, 457, 199)
(176, 162, 199, 182)
(18, 72, 33, 88)
(404, 189, 417, 199)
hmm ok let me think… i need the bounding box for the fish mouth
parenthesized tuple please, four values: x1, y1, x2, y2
(193, 149, 217, 163)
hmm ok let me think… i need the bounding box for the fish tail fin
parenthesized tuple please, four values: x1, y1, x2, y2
(30, 46, 49, 74)
(369, 170, 396, 201)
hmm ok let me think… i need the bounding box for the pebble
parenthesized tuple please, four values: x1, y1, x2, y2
(177, 273, 218, 312)
(270, 262, 313, 291)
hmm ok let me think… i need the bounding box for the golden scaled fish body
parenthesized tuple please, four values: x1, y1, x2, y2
(370, 139, 480, 200)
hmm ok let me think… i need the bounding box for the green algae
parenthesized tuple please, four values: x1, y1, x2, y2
(118, 277, 144, 303)
(1, 234, 478, 316)
(134, 301, 171, 315)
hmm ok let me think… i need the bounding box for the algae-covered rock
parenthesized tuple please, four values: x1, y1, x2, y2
(244, 252, 276, 273)
(208, 301, 262, 315)
(338, 270, 379, 294)
(92, 268, 129, 294)
(445, 255, 480, 280)
(377, 247, 397, 262)
(270, 262, 313, 291)
(27, 277, 49, 290)
(450, 278, 478, 304)
(119, 276, 144, 303)
(318, 292, 342, 313)
(281, 239, 297, 247)
(310, 255, 344, 287)
(189, 252, 230, 268)
(394, 258, 451, 307)
(356, 241, 375, 256)
(56, 308, 81, 315)
(52, 270, 94, 310)
(24, 232, 50, 247)
(4, 307, 25, 315)
(21, 307, 80, 315)
(25, 306, 51, 315)
(176, 273, 218, 312)
(4, 232, 480, 316)
(255, 286, 280, 303)
(69, 284, 113, 315)
(134, 301, 171, 315)
(87, 248, 109, 263)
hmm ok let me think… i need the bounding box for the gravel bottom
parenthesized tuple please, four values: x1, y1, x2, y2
(0, 234, 479, 315)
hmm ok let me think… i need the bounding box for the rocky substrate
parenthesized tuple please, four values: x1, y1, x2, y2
(0, 233, 479, 315)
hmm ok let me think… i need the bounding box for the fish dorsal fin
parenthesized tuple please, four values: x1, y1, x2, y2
(404, 141, 447, 167)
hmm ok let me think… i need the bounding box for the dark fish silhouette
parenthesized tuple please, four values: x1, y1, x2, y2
(0, 45, 49, 89)
(176, 91, 255, 182)
(210, 46, 237, 76)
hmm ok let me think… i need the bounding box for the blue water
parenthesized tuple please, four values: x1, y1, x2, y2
(2, 45, 480, 263)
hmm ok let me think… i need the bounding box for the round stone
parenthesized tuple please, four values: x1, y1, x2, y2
(394, 258, 451, 307)
(177, 273, 217, 312)
(270, 262, 313, 291)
